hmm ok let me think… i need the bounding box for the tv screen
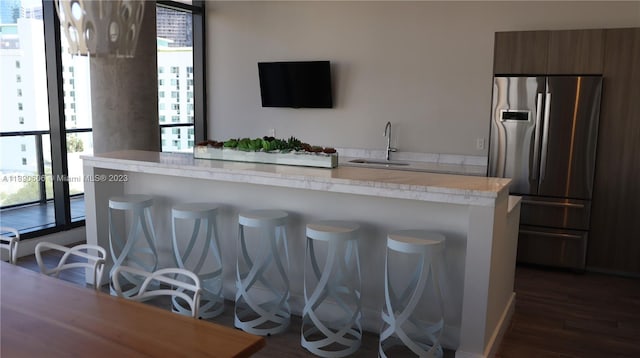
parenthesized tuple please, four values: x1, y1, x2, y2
(258, 61, 333, 108)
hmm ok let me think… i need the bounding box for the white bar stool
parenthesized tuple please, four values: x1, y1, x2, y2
(379, 230, 446, 358)
(302, 221, 362, 358)
(171, 203, 224, 319)
(108, 195, 158, 297)
(235, 209, 290, 335)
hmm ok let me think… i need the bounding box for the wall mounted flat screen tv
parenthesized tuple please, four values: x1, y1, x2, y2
(258, 61, 333, 108)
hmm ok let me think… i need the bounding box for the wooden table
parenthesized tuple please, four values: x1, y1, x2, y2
(0, 262, 265, 357)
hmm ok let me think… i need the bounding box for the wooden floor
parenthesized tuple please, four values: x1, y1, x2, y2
(13, 250, 640, 357)
(497, 266, 640, 358)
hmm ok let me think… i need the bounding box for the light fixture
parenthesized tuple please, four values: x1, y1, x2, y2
(55, 0, 145, 58)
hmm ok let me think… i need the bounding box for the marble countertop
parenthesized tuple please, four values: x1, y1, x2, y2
(82, 150, 511, 206)
(339, 156, 487, 176)
(335, 147, 487, 176)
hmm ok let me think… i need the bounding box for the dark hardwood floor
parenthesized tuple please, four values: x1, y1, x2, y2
(13, 249, 640, 357)
(497, 266, 640, 358)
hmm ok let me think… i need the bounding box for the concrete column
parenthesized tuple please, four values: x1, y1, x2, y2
(90, 4, 159, 154)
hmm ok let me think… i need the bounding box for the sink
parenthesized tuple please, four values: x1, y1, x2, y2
(348, 159, 409, 166)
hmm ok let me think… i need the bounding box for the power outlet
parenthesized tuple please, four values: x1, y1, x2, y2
(268, 128, 276, 137)
(476, 138, 485, 150)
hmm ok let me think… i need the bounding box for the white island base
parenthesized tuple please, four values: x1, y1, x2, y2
(83, 150, 520, 358)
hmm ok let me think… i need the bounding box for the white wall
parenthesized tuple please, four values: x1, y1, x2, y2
(206, 1, 639, 156)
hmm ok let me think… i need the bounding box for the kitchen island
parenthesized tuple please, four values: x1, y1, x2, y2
(82, 150, 519, 358)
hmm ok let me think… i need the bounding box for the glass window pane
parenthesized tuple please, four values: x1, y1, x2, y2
(61, 34, 91, 130)
(1, 0, 53, 221)
(157, 5, 195, 152)
(161, 126, 193, 153)
(66, 132, 93, 196)
(0, 4, 50, 132)
(0, 134, 52, 208)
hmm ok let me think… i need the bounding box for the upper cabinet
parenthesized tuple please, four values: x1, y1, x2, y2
(494, 29, 604, 75)
(547, 30, 604, 74)
(494, 31, 549, 74)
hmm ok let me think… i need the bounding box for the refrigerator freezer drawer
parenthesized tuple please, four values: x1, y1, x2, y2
(516, 225, 587, 270)
(519, 196, 591, 230)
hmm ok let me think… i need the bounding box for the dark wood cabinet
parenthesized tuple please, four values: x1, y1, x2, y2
(494, 29, 604, 75)
(547, 29, 605, 74)
(494, 31, 549, 74)
(588, 28, 640, 274)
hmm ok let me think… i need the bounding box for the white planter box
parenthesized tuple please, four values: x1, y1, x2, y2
(194, 146, 338, 168)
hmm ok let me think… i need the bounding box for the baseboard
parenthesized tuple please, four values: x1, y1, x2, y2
(14, 227, 86, 259)
(483, 292, 516, 358)
(586, 266, 640, 279)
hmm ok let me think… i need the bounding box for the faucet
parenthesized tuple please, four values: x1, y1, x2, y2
(383, 121, 397, 161)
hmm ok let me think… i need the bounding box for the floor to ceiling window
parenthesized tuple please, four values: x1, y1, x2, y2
(0, 0, 88, 237)
(0, 1, 56, 234)
(157, 1, 206, 153)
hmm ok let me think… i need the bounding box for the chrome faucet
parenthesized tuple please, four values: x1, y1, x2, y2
(383, 121, 397, 161)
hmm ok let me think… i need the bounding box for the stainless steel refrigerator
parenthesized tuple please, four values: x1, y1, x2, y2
(488, 76, 602, 270)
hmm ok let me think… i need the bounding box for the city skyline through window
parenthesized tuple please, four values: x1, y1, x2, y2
(0, 0, 53, 212)
(157, 4, 196, 153)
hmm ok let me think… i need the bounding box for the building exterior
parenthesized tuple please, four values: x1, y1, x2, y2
(157, 43, 195, 152)
(0, 0, 20, 24)
(156, 6, 192, 48)
(0, 19, 49, 174)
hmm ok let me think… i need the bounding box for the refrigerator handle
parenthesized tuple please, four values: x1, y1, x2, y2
(532, 93, 544, 180)
(521, 199, 585, 209)
(540, 92, 552, 182)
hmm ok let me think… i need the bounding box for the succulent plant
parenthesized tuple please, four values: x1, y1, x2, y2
(287, 136, 303, 151)
(200, 135, 336, 155)
(223, 139, 238, 148)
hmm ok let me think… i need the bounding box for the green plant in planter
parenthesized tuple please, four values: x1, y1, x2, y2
(236, 138, 252, 151)
(223, 139, 238, 148)
(208, 135, 335, 155)
(287, 136, 303, 151)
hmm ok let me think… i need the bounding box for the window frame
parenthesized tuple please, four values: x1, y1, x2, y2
(43, 0, 77, 235)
